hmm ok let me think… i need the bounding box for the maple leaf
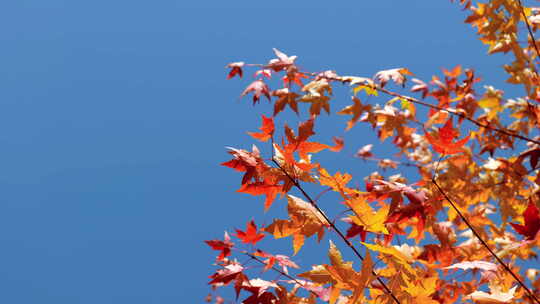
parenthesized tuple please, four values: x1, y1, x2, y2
(237, 182, 282, 211)
(265, 195, 329, 254)
(337, 96, 372, 130)
(316, 241, 372, 304)
(279, 118, 339, 162)
(466, 285, 517, 304)
(272, 88, 299, 116)
(248, 115, 274, 142)
(283, 72, 308, 88)
(425, 117, 470, 155)
(510, 201, 540, 240)
(222, 146, 283, 210)
(241, 80, 271, 104)
(222, 145, 264, 184)
(347, 195, 389, 235)
(317, 168, 353, 194)
(478, 95, 503, 120)
(235, 220, 265, 245)
(300, 79, 332, 116)
(226, 61, 245, 79)
(266, 48, 297, 72)
(374, 68, 413, 88)
(205, 231, 234, 261)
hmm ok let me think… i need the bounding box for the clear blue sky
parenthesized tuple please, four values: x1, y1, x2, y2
(0, 1, 523, 303)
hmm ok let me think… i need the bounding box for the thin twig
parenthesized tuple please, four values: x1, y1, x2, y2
(272, 159, 402, 304)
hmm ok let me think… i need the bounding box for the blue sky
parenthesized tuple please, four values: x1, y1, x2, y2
(0, 1, 527, 303)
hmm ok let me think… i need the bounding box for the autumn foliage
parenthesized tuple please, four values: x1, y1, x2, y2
(205, 1, 540, 303)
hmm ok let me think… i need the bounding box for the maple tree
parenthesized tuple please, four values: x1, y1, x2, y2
(205, 1, 540, 303)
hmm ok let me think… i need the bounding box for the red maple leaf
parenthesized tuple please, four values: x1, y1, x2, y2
(241, 80, 271, 104)
(425, 117, 470, 155)
(205, 231, 234, 261)
(222, 146, 283, 210)
(511, 201, 540, 240)
(237, 182, 282, 211)
(235, 220, 266, 245)
(248, 115, 274, 142)
(222, 146, 265, 185)
(226, 62, 245, 79)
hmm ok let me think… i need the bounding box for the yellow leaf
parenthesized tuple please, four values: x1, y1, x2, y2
(400, 98, 416, 116)
(347, 197, 389, 234)
(353, 85, 378, 96)
(405, 276, 437, 297)
(318, 168, 352, 193)
(362, 242, 413, 273)
(478, 97, 503, 120)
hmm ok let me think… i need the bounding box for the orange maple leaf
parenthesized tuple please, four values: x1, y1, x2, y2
(425, 117, 470, 155)
(235, 220, 265, 245)
(237, 182, 282, 211)
(283, 72, 308, 88)
(248, 115, 275, 142)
